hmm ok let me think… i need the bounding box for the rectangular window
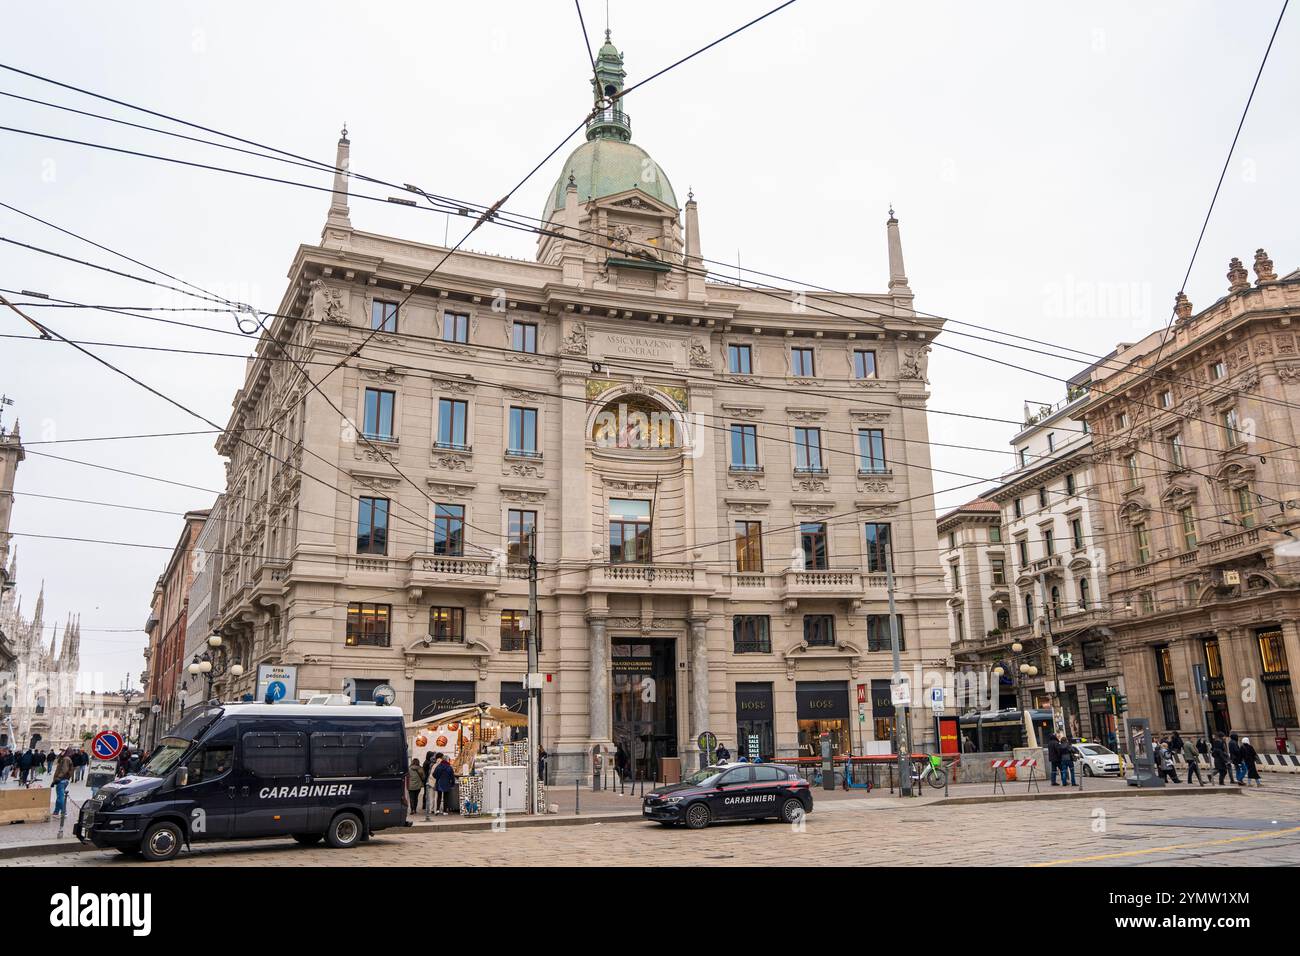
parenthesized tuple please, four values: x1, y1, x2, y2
(1222, 407, 1241, 447)
(609, 498, 652, 564)
(791, 347, 815, 377)
(800, 522, 828, 570)
(1038, 487, 1048, 508)
(863, 522, 892, 573)
(1159, 389, 1173, 409)
(346, 602, 391, 647)
(735, 521, 763, 572)
(1116, 411, 1130, 429)
(803, 615, 835, 647)
(1065, 473, 1076, 496)
(508, 406, 539, 456)
(428, 606, 465, 643)
(500, 610, 540, 652)
(1071, 517, 1084, 551)
(853, 350, 878, 379)
(991, 558, 1006, 586)
(1047, 432, 1056, 452)
(242, 732, 307, 777)
(356, 497, 389, 555)
(727, 343, 752, 374)
(729, 424, 759, 470)
(1209, 360, 1226, 380)
(1043, 528, 1055, 556)
(1134, 522, 1151, 564)
(1082, 640, 1106, 670)
(1013, 498, 1023, 519)
(1170, 434, 1185, 468)
(1235, 487, 1256, 530)
(507, 509, 536, 564)
(1017, 538, 1029, 568)
(511, 322, 537, 353)
(371, 299, 398, 333)
(1126, 453, 1140, 486)
(866, 614, 905, 652)
(1018, 448, 1028, 467)
(442, 311, 469, 343)
(793, 427, 824, 472)
(433, 503, 465, 556)
(436, 398, 468, 449)
(950, 562, 961, 591)
(989, 525, 1002, 543)
(363, 388, 395, 441)
(733, 615, 771, 654)
(1180, 507, 1197, 551)
(857, 428, 887, 473)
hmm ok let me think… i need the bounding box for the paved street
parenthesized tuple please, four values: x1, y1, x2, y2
(6, 786, 1300, 867)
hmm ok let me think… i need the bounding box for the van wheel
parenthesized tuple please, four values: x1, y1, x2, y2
(684, 803, 711, 830)
(326, 812, 364, 849)
(140, 821, 183, 862)
(292, 833, 323, 846)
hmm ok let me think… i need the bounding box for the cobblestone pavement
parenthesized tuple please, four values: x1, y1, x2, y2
(6, 786, 1300, 867)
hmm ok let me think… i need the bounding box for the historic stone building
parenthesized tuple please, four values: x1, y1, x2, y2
(142, 509, 209, 739)
(210, 34, 950, 780)
(0, 567, 83, 750)
(1081, 252, 1300, 745)
(945, 371, 1122, 742)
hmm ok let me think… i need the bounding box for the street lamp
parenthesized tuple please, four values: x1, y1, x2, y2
(189, 633, 244, 701)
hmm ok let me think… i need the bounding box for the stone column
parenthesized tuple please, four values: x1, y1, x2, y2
(689, 617, 710, 766)
(588, 615, 610, 743)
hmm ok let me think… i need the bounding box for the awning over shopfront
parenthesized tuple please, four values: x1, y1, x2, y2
(405, 702, 528, 732)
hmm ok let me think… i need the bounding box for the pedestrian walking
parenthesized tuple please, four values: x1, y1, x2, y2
(1229, 733, 1245, 785)
(421, 750, 437, 812)
(1158, 742, 1180, 784)
(45, 750, 56, 775)
(1058, 736, 1078, 787)
(406, 758, 425, 813)
(52, 748, 74, 816)
(431, 753, 456, 815)
(1196, 737, 1209, 760)
(1183, 738, 1206, 785)
(1047, 734, 1063, 786)
(17, 748, 34, 786)
(1169, 732, 1184, 767)
(1240, 737, 1262, 787)
(1211, 734, 1230, 785)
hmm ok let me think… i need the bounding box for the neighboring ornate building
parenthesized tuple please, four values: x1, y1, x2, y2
(67, 690, 134, 745)
(0, 418, 23, 669)
(142, 510, 210, 742)
(210, 34, 950, 781)
(1081, 253, 1300, 743)
(180, 495, 226, 716)
(0, 566, 83, 750)
(943, 370, 1121, 741)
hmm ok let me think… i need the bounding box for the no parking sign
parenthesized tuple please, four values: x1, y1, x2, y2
(91, 730, 124, 761)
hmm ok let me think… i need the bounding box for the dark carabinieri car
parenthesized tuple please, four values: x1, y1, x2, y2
(642, 763, 813, 829)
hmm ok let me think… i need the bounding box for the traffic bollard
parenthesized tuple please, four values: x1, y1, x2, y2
(574, 779, 580, 815)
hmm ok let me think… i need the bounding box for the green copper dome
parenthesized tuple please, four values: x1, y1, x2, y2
(547, 138, 678, 217)
(545, 33, 678, 219)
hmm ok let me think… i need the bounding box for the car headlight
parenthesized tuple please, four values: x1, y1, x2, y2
(663, 796, 684, 804)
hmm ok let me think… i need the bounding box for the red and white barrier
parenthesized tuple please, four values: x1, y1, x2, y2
(990, 758, 1038, 768)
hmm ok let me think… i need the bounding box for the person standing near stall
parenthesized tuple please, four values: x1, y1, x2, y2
(432, 753, 456, 815)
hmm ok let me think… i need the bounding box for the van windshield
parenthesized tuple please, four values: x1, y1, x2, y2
(140, 738, 189, 777)
(159, 705, 223, 744)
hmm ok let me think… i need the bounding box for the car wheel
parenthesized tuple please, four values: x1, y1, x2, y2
(292, 833, 323, 846)
(326, 812, 364, 849)
(1083, 765, 1094, 777)
(780, 798, 806, 824)
(684, 803, 711, 830)
(140, 821, 183, 862)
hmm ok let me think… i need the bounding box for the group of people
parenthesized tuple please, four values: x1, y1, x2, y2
(1046, 734, 1078, 786)
(1158, 731, 1261, 787)
(0, 746, 92, 787)
(406, 752, 457, 815)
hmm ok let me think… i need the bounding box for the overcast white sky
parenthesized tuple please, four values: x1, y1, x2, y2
(1, 1, 1295, 685)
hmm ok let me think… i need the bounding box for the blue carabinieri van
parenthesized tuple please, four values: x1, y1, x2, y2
(74, 702, 408, 861)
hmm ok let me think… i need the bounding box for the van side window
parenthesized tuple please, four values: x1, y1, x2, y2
(183, 723, 235, 785)
(242, 732, 307, 777)
(359, 733, 404, 776)
(310, 733, 366, 777)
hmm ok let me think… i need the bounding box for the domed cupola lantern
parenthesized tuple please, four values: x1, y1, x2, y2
(587, 31, 632, 142)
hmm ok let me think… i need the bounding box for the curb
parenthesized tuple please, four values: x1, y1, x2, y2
(932, 785, 1246, 807)
(0, 810, 646, 861)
